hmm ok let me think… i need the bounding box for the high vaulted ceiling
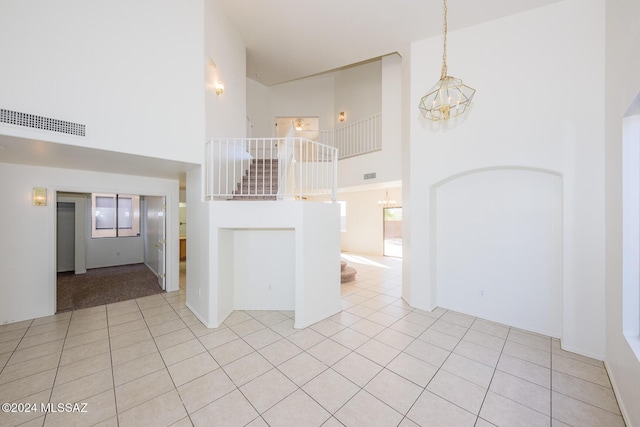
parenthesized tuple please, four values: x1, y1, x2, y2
(217, 0, 563, 86)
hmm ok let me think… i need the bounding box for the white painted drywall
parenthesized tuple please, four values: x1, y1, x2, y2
(435, 169, 562, 337)
(0, 0, 204, 164)
(233, 229, 296, 310)
(405, 0, 606, 358)
(185, 166, 212, 325)
(205, 0, 247, 140)
(605, 0, 640, 424)
(246, 78, 273, 138)
(338, 187, 402, 256)
(337, 54, 403, 189)
(334, 60, 381, 124)
(85, 234, 144, 269)
(0, 162, 180, 324)
(270, 76, 336, 134)
(191, 201, 340, 329)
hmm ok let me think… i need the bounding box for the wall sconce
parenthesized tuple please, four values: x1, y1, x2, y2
(214, 82, 224, 95)
(32, 187, 47, 206)
(339, 111, 345, 122)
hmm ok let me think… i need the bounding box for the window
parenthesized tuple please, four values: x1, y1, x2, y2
(92, 193, 140, 238)
(623, 110, 640, 360)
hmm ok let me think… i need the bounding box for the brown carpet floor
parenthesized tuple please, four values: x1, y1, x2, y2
(57, 263, 164, 313)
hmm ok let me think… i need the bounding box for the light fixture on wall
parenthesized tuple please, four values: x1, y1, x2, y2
(377, 191, 397, 208)
(418, 0, 475, 121)
(208, 58, 224, 95)
(339, 111, 345, 122)
(32, 187, 47, 206)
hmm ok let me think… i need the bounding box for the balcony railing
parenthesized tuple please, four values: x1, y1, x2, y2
(325, 113, 382, 160)
(205, 137, 338, 202)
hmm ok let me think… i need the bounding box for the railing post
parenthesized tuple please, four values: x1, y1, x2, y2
(332, 147, 338, 202)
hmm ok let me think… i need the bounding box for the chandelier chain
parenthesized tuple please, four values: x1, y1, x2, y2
(441, 0, 448, 78)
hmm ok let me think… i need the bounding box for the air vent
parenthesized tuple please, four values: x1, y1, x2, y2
(0, 109, 86, 137)
(364, 172, 376, 180)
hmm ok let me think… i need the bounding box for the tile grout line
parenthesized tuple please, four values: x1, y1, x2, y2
(42, 309, 81, 426)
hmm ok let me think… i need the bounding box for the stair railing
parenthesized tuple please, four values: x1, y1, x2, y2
(205, 137, 338, 202)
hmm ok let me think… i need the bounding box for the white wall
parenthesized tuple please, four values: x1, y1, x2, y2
(191, 201, 341, 329)
(246, 78, 273, 138)
(405, 0, 606, 358)
(270, 76, 336, 134)
(233, 229, 296, 310)
(0, 162, 180, 325)
(605, 0, 640, 424)
(334, 60, 381, 125)
(205, 0, 247, 139)
(339, 186, 402, 256)
(185, 166, 212, 325)
(56, 192, 144, 270)
(0, 0, 205, 164)
(86, 234, 144, 269)
(247, 56, 403, 189)
(435, 169, 562, 337)
(337, 54, 403, 189)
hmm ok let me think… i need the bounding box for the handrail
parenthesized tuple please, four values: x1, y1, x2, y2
(205, 137, 338, 202)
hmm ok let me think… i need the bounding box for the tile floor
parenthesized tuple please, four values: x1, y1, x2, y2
(0, 255, 626, 427)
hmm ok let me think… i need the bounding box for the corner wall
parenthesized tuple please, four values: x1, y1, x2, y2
(405, 0, 606, 358)
(605, 0, 640, 424)
(0, 0, 205, 164)
(0, 163, 180, 324)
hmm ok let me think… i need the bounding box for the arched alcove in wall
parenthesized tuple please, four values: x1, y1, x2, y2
(431, 167, 563, 337)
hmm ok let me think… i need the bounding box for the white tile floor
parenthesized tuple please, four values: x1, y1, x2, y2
(0, 254, 626, 427)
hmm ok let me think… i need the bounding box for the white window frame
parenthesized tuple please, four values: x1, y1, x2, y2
(91, 193, 140, 238)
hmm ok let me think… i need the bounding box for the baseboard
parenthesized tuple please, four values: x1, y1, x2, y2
(185, 302, 215, 328)
(604, 360, 632, 427)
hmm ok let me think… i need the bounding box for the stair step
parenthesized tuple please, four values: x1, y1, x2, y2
(232, 195, 277, 200)
(239, 186, 278, 191)
(341, 266, 357, 283)
(247, 165, 279, 171)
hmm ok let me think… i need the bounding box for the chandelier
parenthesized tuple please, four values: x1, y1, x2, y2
(419, 0, 475, 121)
(378, 191, 397, 208)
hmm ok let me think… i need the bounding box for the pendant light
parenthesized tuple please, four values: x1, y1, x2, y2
(419, 0, 476, 121)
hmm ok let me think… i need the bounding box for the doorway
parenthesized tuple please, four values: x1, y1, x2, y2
(56, 202, 75, 272)
(143, 196, 166, 290)
(55, 191, 168, 311)
(275, 116, 320, 139)
(383, 207, 403, 257)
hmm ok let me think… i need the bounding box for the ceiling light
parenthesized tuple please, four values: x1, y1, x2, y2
(378, 191, 397, 208)
(419, 0, 475, 121)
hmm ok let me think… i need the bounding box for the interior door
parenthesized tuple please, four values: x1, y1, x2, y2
(145, 196, 166, 290)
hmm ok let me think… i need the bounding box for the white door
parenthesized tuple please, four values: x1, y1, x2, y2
(145, 196, 166, 290)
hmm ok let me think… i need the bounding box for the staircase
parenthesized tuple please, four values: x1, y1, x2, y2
(341, 260, 357, 283)
(234, 159, 279, 200)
